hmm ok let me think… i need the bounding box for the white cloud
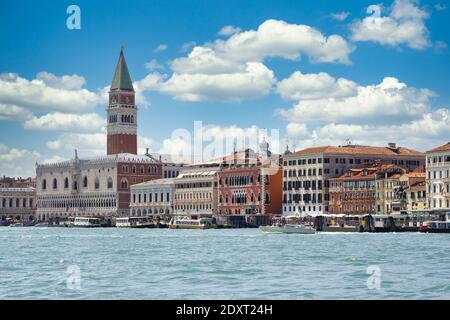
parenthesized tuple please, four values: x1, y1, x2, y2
(331, 12, 350, 21)
(137, 19, 354, 103)
(0, 104, 33, 121)
(276, 71, 358, 100)
(153, 44, 168, 53)
(286, 123, 309, 137)
(0, 72, 102, 115)
(144, 59, 164, 71)
(158, 62, 276, 102)
(0, 144, 40, 177)
(217, 25, 242, 36)
(278, 76, 435, 123)
(138, 136, 155, 155)
(287, 108, 450, 152)
(23, 112, 105, 132)
(36, 72, 86, 90)
(46, 133, 106, 156)
(180, 41, 197, 52)
(350, 0, 430, 49)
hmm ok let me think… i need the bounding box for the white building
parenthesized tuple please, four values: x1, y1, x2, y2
(0, 187, 36, 222)
(35, 152, 161, 221)
(426, 142, 450, 211)
(174, 166, 219, 216)
(130, 178, 175, 218)
(282, 143, 425, 215)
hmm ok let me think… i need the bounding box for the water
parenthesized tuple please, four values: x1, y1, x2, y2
(0, 227, 449, 299)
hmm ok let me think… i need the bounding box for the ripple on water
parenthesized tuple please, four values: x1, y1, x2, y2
(0, 227, 450, 299)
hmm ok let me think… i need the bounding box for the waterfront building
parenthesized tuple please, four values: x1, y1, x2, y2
(130, 178, 175, 218)
(283, 143, 425, 215)
(0, 176, 36, 188)
(217, 147, 283, 217)
(394, 171, 427, 212)
(0, 187, 36, 222)
(426, 142, 450, 211)
(329, 164, 406, 215)
(174, 165, 219, 217)
(35, 48, 162, 221)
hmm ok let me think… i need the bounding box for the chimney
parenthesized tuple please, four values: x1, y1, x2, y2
(387, 142, 397, 149)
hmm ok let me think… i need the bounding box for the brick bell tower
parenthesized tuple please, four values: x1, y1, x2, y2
(107, 46, 138, 155)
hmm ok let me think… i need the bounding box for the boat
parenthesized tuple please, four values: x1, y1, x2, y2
(72, 217, 101, 228)
(9, 222, 24, 227)
(420, 212, 450, 233)
(115, 216, 154, 228)
(260, 214, 315, 234)
(34, 222, 49, 227)
(260, 223, 315, 234)
(168, 217, 217, 229)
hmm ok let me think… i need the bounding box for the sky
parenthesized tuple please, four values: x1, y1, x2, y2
(0, 0, 449, 177)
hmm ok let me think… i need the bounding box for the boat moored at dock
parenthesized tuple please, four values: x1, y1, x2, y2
(72, 217, 102, 228)
(168, 217, 217, 229)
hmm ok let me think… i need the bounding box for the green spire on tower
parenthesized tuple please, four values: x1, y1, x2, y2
(110, 45, 134, 91)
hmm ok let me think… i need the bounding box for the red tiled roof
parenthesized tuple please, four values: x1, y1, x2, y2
(405, 172, 426, 178)
(290, 145, 424, 157)
(426, 142, 450, 153)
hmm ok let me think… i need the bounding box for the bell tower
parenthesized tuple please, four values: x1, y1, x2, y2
(107, 46, 138, 155)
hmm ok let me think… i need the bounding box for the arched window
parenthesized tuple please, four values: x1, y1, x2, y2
(64, 177, 69, 189)
(140, 166, 144, 174)
(42, 179, 47, 190)
(73, 181, 78, 190)
(131, 115, 134, 123)
(83, 176, 88, 188)
(107, 177, 113, 189)
(120, 179, 128, 189)
(132, 165, 136, 174)
(95, 177, 100, 190)
(52, 178, 57, 190)
(265, 193, 270, 204)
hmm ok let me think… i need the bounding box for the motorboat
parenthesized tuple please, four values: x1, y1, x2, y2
(260, 223, 315, 234)
(168, 217, 216, 229)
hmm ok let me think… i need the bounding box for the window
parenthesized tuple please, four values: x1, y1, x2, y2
(42, 179, 47, 190)
(95, 178, 100, 190)
(83, 176, 88, 188)
(107, 177, 113, 189)
(120, 179, 128, 189)
(64, 178, 69, 189)
(52, 178, 57, 190)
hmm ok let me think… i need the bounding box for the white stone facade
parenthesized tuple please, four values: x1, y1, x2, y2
(130, 178, 175, 217)
(0, 187, 36, 222)
(426, 144, 450, 211)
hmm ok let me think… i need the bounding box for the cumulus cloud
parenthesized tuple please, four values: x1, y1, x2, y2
(153, 44, 168, 53)
(46, 133, 106, 155)
(158, 62, 276, 102)
(144, 59, 164, 71)
(331, 12, 350, 21)
(158, 123, 281, 163)
(276, 71, 358, 100)
(350, 0, 430, 49)
(23, 112, 105, 132)
(0, 144, 40, 177)
(217, 25, 242, 36)
(0, 72, 102, 116)
(286, 108, 450, 152)
(180, 41, 197, 52)
(141, 19, 354, 102)
(278, 76, 435, 124)
(0, 104, 33, 121)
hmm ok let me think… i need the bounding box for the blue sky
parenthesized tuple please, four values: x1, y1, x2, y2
(0, 0, 449, 177)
